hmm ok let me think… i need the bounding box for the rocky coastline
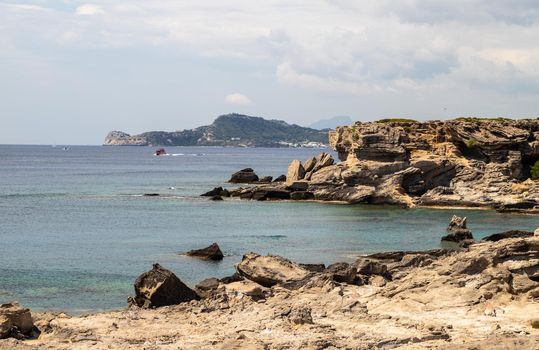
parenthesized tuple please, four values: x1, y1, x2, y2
(2, 222, 539, 349)
(205, 118, 539, 213)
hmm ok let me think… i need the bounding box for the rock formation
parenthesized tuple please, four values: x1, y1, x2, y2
(441, 215, 474, 244)
(0, 302, 35, 340)
(185, 243, 224, 261)
(228, 168, 259, 183)
(212, 118, 539, 212)
(130, 263, 199, 308)
(7, 234, 539, 349)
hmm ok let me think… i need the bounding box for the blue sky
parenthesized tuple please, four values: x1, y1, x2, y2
(1, 0, 539, 144)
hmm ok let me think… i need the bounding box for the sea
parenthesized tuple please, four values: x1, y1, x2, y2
(0, 145, 537, 314)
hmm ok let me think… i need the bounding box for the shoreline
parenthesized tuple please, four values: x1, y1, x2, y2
(3, 232, 538, 349)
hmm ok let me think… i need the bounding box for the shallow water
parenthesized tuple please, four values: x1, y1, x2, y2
(0, 145, 537, 313)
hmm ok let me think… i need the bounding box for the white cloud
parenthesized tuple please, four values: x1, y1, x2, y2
(75, 4, 104, 16)
(225, 93, 253, 105)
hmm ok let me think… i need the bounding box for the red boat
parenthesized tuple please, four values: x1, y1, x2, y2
(154, 148, 167, 156)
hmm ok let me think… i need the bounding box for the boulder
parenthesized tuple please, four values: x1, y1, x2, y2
(210, 195, 223, 201)
(236, 253, 311, 287)
(0, 302, 34, 339)
(195, 278, 221, 299)
(273, 175, 286, 182)
(185, 243, 224, 261)
(224, 280, 268, 298)
(303, 156, 317, 173)
(201, 187, 230, 197)
(324, 262, 357, 284)
(441, 215, 474, 243)
(132, 263, 199, 308)
(286, 160, 305, 184)
(482, 230, 534, 242)
(228, 168, 259, 183)
(355, 259, 389, 277)
(258, 176, 273, 183)
(312, 152, 334, 172)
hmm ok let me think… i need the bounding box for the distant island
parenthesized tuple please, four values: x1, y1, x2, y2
(309, 115, 353, 130)
(103, 114, 328, 147)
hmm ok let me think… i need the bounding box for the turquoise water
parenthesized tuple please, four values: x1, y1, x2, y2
(0, 145, 537, 313)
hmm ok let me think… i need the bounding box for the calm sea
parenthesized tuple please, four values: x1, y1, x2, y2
(0, 145, 537, 313)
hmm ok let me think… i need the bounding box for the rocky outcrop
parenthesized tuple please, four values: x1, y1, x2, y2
(441, 215, 474, 244)
(236, 253, 311, 287)
(215, 118, 539, 211)
(9, 235, 539, 349)
(185, 243, 224, 261)
(228, 168, 259, 183)
(0, 302, 35, 339)
(130, 263, 199, 308)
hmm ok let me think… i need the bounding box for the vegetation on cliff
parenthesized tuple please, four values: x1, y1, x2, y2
(104, 114, 328, 147)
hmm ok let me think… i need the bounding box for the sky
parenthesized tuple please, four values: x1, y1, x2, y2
(1, 1, 539, 144)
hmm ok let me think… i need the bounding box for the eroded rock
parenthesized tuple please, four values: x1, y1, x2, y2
(236, 253, 311, 287)
(185, 243, 224, 261)
(131, 263, 199, 308)
(0, 302, 34, 339)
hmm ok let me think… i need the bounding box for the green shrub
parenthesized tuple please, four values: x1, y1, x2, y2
(377, 118, 418, 123)
(465, 139, 476, 149)
(531, 160, 539, 180)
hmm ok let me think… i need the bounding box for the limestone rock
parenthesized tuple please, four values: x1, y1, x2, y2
(132, 264, 199, 308)
(236, 253, 311, 287)
(224, 280, 268, 298)
(441, 215, 474, 243)
(195, 278, 221, 299)
(288, 306, 313, 325)
(185, 243, 224, 261)
(0, 302, 34, 339)
(482, 230, 534, 242)
(324, 262, 357, 284)
(286, 160, 305, 184)
(228, 168, 259, 183)
(535, 228, 539, 237)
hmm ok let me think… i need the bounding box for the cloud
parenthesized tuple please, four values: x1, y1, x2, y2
(75, 4, 104, 16)
(225, 93, 253, 105)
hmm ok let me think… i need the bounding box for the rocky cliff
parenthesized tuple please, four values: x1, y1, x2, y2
(220, 118, 539, 211)
(103, 114, 328, 147)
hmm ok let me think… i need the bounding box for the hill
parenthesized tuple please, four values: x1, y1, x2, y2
(104, 114, 328, 147)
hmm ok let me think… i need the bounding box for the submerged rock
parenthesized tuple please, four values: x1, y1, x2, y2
(201, 187, 230, 197)
(131, 263, 199, 308)
(185, 243, 224, 261)
(236, 253, 311, 287)
(0, 302, 34, 339)
(228, 168, 259, 183)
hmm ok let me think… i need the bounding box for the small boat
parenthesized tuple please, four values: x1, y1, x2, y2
(154, 148, 167, 156)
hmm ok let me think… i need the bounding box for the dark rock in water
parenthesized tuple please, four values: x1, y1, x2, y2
(0, 302, 35, 339)
(210, 195, 223, 201)
(143, 193, 160, 196)
(219, 272, 244, 284)
(185, 243, 224, 261)
(228, 168, 259, 183)
(324, 262, 357, 284)
(299, 263, 326, 273)
(441, 215, 474, 243)
(132, 264, 198, 308)
(482, 230, 534, 242)
(258, 176, 273, 183)
(251, 189, 291, 201)
(290, 191, 315, 200)
(201, 187, 230, 197)
(195, 278, 221, 298)
(273, 175, 286, 182)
